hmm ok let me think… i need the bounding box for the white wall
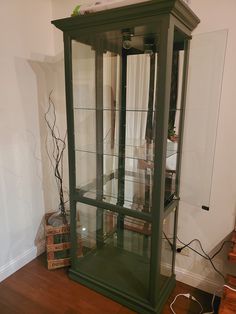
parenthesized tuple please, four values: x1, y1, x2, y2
(176, 0, 236, 293)
(51, 0, 236, 294)
(51, 0, 87, 54)
(1, 0, 236, 294)
(0, 0, 55, 281)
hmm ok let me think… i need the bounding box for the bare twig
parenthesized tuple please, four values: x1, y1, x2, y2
(45, 91, 67, 223)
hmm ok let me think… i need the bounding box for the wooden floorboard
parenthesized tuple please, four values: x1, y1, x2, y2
(228, 231, 236, 262)
(0, 254, 219, 313)
(219, 230, 236, 313)
(219, 275, 236, 314)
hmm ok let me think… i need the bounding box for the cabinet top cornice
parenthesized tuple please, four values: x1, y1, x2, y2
(52, 0, 200, 33)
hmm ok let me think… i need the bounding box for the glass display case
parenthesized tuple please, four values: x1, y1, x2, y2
(52, 1, 199, 313)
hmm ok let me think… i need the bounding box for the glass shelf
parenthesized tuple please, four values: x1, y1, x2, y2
(79, 171, 152, 211)
(77, 209, 151, 248)
(73, 106, 182, 112)
(77, 167, 176, 212)
(75, 139, 177, 160)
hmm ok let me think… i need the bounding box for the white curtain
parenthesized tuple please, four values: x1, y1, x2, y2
(103, 53, 154, 209)
(125, 54, 152, 209)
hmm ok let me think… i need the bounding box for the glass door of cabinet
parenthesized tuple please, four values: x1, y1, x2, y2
(76, 202, 151, 301)
(73, 36, 159, 214)
(70, 23, 188, 303)
(71, 27, 159, 301)
(164, 28, 189, 206)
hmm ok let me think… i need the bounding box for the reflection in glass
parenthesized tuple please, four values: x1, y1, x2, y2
(72, 27, 189, 223)
(76, 202, 151, 300)
(72, 38, 160, 213)
(165, 29, 186, 204)
(72, 32, 184, 212)
(181, 30, 227, 208)
(160, 209, 175, 287)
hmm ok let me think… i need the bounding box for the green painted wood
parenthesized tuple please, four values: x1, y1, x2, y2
(117, 48, 127, 207)
(95, 48, 104, 200)
(63, 33, 78, 269)
(51, 0, 199, 33)
(149, 17, 175, 306)
(116, 48, 127, 250)
(172, 39, 191, 274)
(175, 39, 190, 200)
(95, 47, 105, 249)
(53, 1, 199, 313)
(69, 268, 176, 314)
(75, 194, 153, 222)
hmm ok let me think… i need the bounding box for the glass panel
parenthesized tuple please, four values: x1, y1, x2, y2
(75, 108, 158, 161)
(72, 27, 161, 213)
(76, 151, 153, 211)
(72, 42, 96, 109)
(181, 30, 227, 208)
(160, 208, 175, 287)
(76, 202, 151, 301)
(164, 29, 186, 206)
(165, 134, 179, 205)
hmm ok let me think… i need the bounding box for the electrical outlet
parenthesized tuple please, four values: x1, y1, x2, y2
(177, 245, 190, 257)
(164, 241, 190, 257)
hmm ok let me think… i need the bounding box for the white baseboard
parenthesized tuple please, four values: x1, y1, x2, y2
(161, 262, 222, 295)
(0, 241, 45, 283)
(0, 246, 221, 295)
(175, 266, 222, 295)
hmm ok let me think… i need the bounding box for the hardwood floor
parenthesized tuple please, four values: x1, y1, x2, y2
(218, 230, 236, 313)
(219, 275, 236, 314)
(0, 254, 219, 314)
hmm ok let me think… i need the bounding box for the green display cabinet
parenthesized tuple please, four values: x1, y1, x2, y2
(52, 1, 199, 313)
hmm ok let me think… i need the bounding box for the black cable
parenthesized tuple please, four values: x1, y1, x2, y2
(176, 236, 234, 282)
(208, 257, 226, 282)
(211, 240, 235, 259)
(162, 232, 236, 282)
(177, 237, 208, 259)
(163, 231, 174, 250)
(177, 237, 235, 260)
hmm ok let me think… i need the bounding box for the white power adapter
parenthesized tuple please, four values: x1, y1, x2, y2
(170, 292, 215, 314)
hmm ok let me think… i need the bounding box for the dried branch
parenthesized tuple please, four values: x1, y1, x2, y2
(45, 91, 67, 222)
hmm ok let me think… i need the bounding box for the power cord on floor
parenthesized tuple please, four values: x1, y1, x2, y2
(162, 233, 236, 312)
(223, 284, 236, 292)
(170, 293, 203, 314)
(170, 293, 216, 314)
(163, 234, 234, 313)
(209, 292, 216, 314)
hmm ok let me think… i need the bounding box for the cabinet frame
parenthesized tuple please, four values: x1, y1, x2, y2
(52, 1, 199, 313)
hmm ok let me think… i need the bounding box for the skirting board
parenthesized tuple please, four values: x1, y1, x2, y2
(175, 265, 222, 295)
(0, 241, 45, 283)
(161, 262, 222, 295)
(0, 246, 221, 296)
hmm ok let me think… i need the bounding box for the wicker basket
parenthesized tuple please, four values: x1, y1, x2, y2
(45, 212, 71, 270)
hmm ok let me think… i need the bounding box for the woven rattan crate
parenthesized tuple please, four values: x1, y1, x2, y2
(45, 212, 71, 270)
